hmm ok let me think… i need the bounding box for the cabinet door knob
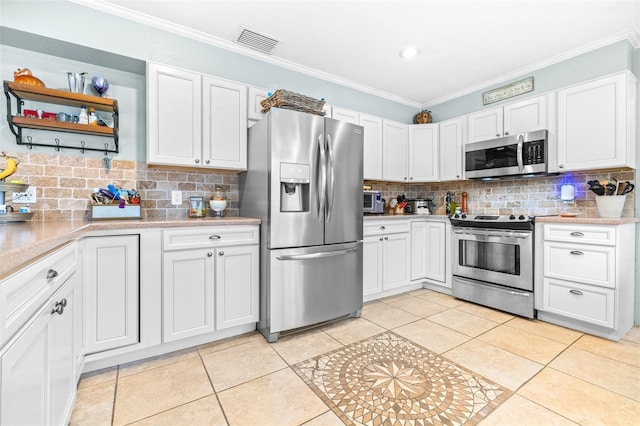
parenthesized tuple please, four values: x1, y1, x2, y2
(384, 237, 388, 240)
(207, 252, 213, 257)
(569, 289, 584, 296)
(496, 133, 501, 137)
(219, 251, 224, 256)
(379, 237, 383, 241)
(504, 131, 509, 135)
(51, 303, 64, 315)
(404, 177, 408, 180)
(570, 250, 584, 255)
(59, 298, 67, 308)
(559, 164, 564, 168)
(46, 269, 58, 279)
(195, 159, 200, 164)
(205, 159, 210, 164)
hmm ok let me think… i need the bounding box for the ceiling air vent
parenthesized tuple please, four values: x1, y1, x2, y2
(235, 27, 279, 54)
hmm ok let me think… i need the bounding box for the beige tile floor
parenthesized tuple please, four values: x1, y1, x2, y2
(70, 288, 640, 425)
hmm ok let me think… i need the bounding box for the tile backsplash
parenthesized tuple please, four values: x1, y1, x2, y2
(4, 152, 239, 221)
(366, 168, 636, 218)
(3, 151, 635, 221)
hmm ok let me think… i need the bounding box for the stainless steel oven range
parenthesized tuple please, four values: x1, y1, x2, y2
(450, 214, 535, 318)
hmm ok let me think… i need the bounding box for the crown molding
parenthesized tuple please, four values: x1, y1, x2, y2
(423, 27, 640, 108)
(70, 0, 422, 108)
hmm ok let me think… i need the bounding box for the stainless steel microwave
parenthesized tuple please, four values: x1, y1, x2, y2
(465, 129, 549, 179)
(363, 190, 384, 214)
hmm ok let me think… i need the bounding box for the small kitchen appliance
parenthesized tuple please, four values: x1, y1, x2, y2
(364, 190, 384, 214)
(465, 129, 550, 179)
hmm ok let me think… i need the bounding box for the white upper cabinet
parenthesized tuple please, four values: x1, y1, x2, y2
(147, 62, 248, 171)
(248, 86, 269, 123)
(382, 119, 409, 181)
(331, 107, 383, 180)
(147, 63, 202, 167)
(468, 94, 547, 143)
(556, 71, 636, 171)
(360, 113, 383, 180)
(408, 124, 439, 182)
(331, 107, 359, 124)
(439, 117, 465, 181)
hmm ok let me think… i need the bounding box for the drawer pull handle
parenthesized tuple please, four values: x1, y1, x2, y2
(570, 232, 584, 237)
(570, 250, 584, 255)
(380, 226, 386, 230)
(569, 289, 584, 296)
(46, 269, 58, 279)
(209, 235, 221, 240)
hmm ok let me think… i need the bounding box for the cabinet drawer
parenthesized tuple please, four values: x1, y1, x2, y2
(363, 220, 410, 236)
(0, 243, 77, 348)
(163, 226, 259, 251)
(543, 224, 615, 246)
(544, 242, 615, 288)
(543, 278, 615, 328)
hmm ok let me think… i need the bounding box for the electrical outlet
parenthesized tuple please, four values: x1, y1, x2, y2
(12, 186, 37, 204)
(171, 191, 182, 205)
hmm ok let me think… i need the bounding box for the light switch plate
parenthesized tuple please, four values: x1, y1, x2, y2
(171, 191, 182, 205)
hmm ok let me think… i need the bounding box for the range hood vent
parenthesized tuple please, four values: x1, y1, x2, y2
(235, 27, 279, 54)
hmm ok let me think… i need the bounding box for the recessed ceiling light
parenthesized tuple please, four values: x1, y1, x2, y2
(400, 46, 420, 59)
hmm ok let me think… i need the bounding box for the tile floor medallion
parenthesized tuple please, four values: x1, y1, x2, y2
(293, 331, 511, 425)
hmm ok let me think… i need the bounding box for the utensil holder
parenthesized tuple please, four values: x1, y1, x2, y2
(595, 195, 626, 218)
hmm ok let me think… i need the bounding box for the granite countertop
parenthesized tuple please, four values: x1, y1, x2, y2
(534, 216, 639, 225)
(0, 217, 261, 280)
(364, 214, 450, 221)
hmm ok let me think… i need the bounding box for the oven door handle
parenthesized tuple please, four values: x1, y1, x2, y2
(453, 229, 531, 239)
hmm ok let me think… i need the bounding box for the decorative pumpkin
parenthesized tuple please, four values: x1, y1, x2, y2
(13, 68, 45, 87)
(413, 110, 432, 124)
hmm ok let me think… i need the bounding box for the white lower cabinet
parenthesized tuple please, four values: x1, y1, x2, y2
(83, 235, 140, 354)
(363, 220, 411, 299)
(162, 226, 259, 342)
(411, 220, 448, 285)
(536, 222, 636, 340)
(0, 268, 79, 426)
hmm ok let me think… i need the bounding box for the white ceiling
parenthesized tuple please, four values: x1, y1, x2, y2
(81, 0, 640, 108)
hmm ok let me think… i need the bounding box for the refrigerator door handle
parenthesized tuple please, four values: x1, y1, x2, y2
(276, 246, 359, 261)
(326, 133, 335, 222)
(317, 133, 326, 223)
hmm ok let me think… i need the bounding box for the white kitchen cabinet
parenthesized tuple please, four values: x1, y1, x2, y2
(330, 108, 383, 180)
(408, 124, 439, 182)
(438, 117, 465, 181)
(363, 221, 411, 298)
(331, 106, 359, 124)
(411, 220, 447, 284)
(382, 120, 408, 181)
(556, 71, 636, 171)
(467, 94, 547, 143)
(215, 245, 259, 330)
(147, 62, 248, 171)
(0, 270, 79, 426)
(163, 248, 216, 342)
(248, 86, 269, 122)
(162, 226, 259, 342)
(83, 235, 139, 354)
(536, 222, 636, 340)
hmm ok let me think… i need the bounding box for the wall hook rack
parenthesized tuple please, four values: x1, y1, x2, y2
(4, 80, 119, 154)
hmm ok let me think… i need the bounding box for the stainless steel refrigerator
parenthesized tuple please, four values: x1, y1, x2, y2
(240, 107, 364, 342)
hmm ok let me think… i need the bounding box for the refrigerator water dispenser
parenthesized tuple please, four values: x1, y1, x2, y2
(280, 162, 309, 212)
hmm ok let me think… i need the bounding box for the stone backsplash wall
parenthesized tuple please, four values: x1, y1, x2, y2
(3, 152, 239, 221)
(3, 151, 635, 221)
(366, 168, 636, 218)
